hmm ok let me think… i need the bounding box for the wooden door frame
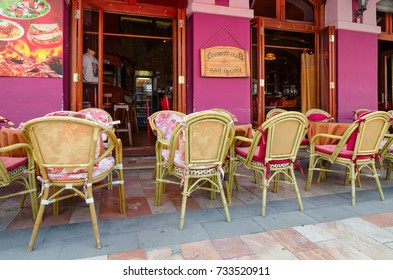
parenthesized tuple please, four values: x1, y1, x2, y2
(379, 50, 393, 110)
(69, 0, 185, 113)
(252, 0, 325, 126)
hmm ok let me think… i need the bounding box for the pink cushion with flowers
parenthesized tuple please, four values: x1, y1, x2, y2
(154, 112, 184, 141)
(79, 109, 112, 127)
(161, 149, 215, 169)
(44, 111, 95, 121)
(47, 157, 114, 181)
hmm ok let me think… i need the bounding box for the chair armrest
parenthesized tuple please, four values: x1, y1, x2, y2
(380, 134, 393, 155)
(0, 143, 36, 170)
(0, 143, 32, 154)
(309, 133, 342, 146)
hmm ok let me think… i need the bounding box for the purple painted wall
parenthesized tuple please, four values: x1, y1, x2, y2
(336, 30, 378, 122)
(0, 78, 63, 126)
(187, 13, 251, 123)
(0, 0, 65, 126)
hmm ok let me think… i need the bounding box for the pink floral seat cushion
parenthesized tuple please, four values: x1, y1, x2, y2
(154, 112, 184, 141)
(47, 156, 114, 181)
(79, 109, 113, 127)
(44, 111, 96, 121)
(161, 149, 215, 170)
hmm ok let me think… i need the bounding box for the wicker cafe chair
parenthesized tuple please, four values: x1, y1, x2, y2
(0, 143, 38, 220)
(155, 110, 235, 229)
(379, 134, 393, 180)
(228, 111, 308, 216)
(306, 111, 390, 206)
(22, 115, 125, 251)
(148, 110, 186, 206)
(302, 109, 335, 166)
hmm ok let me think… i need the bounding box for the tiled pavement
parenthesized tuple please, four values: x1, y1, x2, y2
(2, 156, 393, 260)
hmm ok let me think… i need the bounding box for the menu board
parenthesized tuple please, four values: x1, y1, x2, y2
(0, 0, 63, 78)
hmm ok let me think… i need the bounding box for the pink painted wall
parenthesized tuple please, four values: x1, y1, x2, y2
(0, 0, 66, 127)
(0, 77, 64, 126)
(186, 13, 251, 123)
(336, 30, 378, 122)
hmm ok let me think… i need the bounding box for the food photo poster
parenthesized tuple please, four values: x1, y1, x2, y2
(0, 0, 63, 78)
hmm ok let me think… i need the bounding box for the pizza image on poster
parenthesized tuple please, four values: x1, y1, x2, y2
(0, 0, 50, 20)
(0, 0, 62, 78)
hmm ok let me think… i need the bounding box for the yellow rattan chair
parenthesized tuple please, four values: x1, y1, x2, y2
(155, 110, 235, 229)
(0, 143, 38, 220)
(379, 133, 393, 180)
(306, 111, 390, 206)
(22, 115, 125, 251)
(228, 111, 308, 216)
(148, 110, 186, 206)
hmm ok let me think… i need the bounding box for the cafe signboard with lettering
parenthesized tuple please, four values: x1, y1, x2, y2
(201, 46, 250, 77)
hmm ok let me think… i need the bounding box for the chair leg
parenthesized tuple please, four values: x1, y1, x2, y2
(217, 173, 231, 223)
(86, 185, 101, 249)
(371, 162, 385, 201)
(349, 164, 356, 206)
(386, 161, 392, 180)
(28, 174, 39, 220)
(28, 186, 49, 251)
(305, 154, 315, 191)
(261, 176, 268, 217)
(227, 160, 235, 204)
(154, 163, 163, 206)
(289, 167, 303, 212)
(179, 177, 190, 230)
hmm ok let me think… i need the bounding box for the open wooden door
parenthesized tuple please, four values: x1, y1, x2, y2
(70, 0, 83, 111)
(319, 26, 336, 119)
(379, 50, 393, 110)
(250, 17, 265, 126)
(176, 8, 186, 113)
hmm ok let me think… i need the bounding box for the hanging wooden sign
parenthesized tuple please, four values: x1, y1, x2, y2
(200, 46, 250, 77)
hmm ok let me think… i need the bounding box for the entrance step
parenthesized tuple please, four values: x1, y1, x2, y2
(123, 156, 156, 170)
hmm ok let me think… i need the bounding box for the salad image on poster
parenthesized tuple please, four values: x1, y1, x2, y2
(0, 0, 62, 78)
(0, 0, 50, 20)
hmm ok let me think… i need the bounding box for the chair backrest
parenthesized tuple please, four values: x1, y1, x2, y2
(350, 111, 390, 157)
(259, 111, 308, 162)
(172, 110, 235, 166)
(353, 108, 372, 120)
(306, 108, 334, 122)
(148, 110, 186, 141)
(210, 108, 238, 122)
(266, 108, 287, 120)
(21, 116, 116, 179)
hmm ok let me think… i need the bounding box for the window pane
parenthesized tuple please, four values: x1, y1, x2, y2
(286, 0, 314, 23)
(251, 0, 276, 18)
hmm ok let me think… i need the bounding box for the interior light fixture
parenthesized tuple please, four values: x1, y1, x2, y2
(265, 53, 276, 61)
(354, 0, 369, 21)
